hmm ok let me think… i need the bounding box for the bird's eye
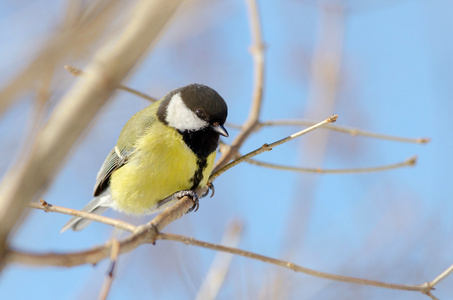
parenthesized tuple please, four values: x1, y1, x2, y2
(195, 109, 206, 120)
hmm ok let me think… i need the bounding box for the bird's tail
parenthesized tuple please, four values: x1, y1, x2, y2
(60, 193, 112, 232)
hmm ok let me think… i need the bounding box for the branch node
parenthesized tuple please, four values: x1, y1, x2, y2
(286, 262, 296, 271)
(248, 43, 266, 55)
(64, 65, 83, 77)
(420, 281, 434, 292)
(39, 199, 51, 212)
(262, 143, 272, 151)
(136, 223, 159, 245)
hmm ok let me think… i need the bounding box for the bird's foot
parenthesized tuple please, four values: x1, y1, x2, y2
(175, 190, 199, 213)
(201, 182, 215, 198)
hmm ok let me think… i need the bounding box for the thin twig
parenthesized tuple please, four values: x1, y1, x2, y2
(211, 0, 265, 173)
(158, 233, 433, 294)
(28, 200, 136, 233)
(65, 65, 158, 102)
(7, 216, 448, 298)
(7, 196, 194, 267)
(260, 120, 430, 144)
(428, 263, 453, 288)
(210, 115, 337, 181)
(424, 291, 440, 300)
(7, 227, 435, 295)
(99, 239, 120, 300)
(245, 156, 417, 174)
(119, 86, 158, 102)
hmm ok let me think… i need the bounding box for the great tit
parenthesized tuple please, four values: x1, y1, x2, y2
(61, 84, 228, 232)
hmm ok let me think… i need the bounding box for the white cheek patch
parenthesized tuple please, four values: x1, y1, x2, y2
(166, 93, 208, 131)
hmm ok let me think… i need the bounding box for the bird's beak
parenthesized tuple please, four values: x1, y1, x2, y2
(212, 123, 229, 137)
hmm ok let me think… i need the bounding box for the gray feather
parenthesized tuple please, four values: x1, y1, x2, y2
(93, 147, 131, 197)
(60, 194, 111, 232)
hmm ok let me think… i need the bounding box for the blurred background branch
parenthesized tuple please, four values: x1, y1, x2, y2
(0, 0, 183, 269)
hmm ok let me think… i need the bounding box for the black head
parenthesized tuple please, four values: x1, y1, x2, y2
(158, 84, 228, 137)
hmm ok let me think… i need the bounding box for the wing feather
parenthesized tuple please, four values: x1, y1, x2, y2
(93, 146, 131, 196)
(92, 100, 161, 196)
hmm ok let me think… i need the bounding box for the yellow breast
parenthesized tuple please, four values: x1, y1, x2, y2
(109, 122, 216, 215)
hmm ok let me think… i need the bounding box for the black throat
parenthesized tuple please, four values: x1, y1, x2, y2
(180, 128, 219, 189)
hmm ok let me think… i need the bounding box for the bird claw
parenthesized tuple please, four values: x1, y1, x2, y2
(175, 190, 199, 213)
(202, 182, 215, 198)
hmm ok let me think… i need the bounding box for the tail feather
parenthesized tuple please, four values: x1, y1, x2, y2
(61, 194, 111, 232)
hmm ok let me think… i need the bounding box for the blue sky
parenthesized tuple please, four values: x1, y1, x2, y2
(1, 1, 452, 299)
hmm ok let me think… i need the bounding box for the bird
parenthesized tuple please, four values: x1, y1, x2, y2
(61, 83, 228, 232)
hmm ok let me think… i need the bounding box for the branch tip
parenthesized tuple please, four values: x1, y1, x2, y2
(328, 114, 338, 123)
(407, 156, 417, 166)
(419, 137, 431, 144)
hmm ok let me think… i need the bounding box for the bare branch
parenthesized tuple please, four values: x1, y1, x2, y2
(99, 239, 120, 300)
(7, 211, 450, 299)
(210, 115, 337, 181)
(6, 196, 194, 267)
(6, 225, 436, 296)
(428, 263, 453, 288)
(65, 65, 158, 102)
(424, 291, 440, 300)
(159, 233, 433, 294)
(261, 120, 430, 144)
(28, 200, 136, 233)
(245, 156, 417, 174)
(212, 0, 265, 173)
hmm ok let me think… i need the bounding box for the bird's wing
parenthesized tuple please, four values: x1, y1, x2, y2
(93, 146, 132, 197)
(92, 100, 161, 197)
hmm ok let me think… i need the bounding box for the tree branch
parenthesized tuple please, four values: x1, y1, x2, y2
(99, 238, 120, 300)
(260, 120, 430, 144)
(9, 206, 450, 299)
(7, 195, 194, 267)
(65, 65, 158, 103)
(159, 233, 433, 295)
(210, 115, 337, 181)
(245, 156, 417, 174)
(5, 227, 435, 295)
(428, 263, 453, 288)
(212, 0, 266, 173)
(28, 200, 136, 233)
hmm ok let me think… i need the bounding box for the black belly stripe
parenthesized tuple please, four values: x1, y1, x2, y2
(179, 127, 219, 190)
(190, 158, 207, 189)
